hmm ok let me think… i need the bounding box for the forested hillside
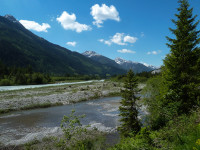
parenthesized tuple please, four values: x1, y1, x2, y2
(0, 15, 125, 76)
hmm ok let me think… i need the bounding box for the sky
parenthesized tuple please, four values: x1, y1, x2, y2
(0, 0, 200, 67)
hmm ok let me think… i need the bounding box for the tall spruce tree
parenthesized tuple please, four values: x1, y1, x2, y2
(163, 0, 200, 114)
(118, 70, 141, 137)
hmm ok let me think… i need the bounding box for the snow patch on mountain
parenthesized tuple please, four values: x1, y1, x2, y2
(115, 57, 138, 65)
(82, 51, 101, 58)
(4, 15, 19, 23)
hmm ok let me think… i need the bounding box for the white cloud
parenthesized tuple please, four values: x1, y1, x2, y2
(111, 33, 126, 45)
(98, 39, 112, 46)
(91, 4, 120, 27)
(99, 33, 137, 46)
(57, 11, 91, 33)
(66, 41, 77, 47)
(104, 40, 112, 46)
(124, 35, 138, 44)
(99, 39, 104, 42)
(19, 20, 50, 32)
(117, 49, 136, 54)
(147, 50, 161, 55)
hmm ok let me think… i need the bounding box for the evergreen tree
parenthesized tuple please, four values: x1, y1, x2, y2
(163, 0, 200, 114)
(118, 70, 141, 137)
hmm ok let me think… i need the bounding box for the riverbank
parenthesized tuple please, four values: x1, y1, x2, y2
(0, 81, 125, 114)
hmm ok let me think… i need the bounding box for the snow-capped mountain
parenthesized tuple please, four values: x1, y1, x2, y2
(83, 51, 157, 73)
(115, 57, 155, 73)
(142, 62, 158, 70)
(151, 68, 161, 74)
(115, 57, 137, 65)
(4, 15, 22, 25)
(82, 51, 101, 58)
(82, 51, 125, 71)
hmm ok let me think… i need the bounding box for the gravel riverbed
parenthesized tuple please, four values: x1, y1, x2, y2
(0, 81, 123, 113)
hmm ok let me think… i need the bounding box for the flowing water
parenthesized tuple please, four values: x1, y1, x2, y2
(0, 96, 147, 146)
(0, 80, 104, 91)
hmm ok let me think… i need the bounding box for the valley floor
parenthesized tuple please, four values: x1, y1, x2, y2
(0, 81, 131, 114)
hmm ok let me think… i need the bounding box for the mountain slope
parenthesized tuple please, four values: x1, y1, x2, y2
(115, 57, 156, 73)
(82, 51, 122, 69)
(0, 15, 125, 76)
(82, 51, 156, 73)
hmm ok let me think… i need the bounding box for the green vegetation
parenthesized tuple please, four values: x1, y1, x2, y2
(109, 111, 200, 149)
(52, 74, 101, 82)
(21, 102, 63, 110)
(109, 71, 160, 83)
(1, 0, 200, 149)
(0, 62, 52, 85)
(163, 0, 200, 115)
(145, 0, 200, 129)
(109, 0, 200, 149)
(118, 70, 141, 137)
(0, 102, 63, 114)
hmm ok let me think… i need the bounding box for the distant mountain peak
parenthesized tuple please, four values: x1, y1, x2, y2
(82, 51, 101, 58)
(141, 62, 158, 70)
(4, 15, 18, 22)
(4, 15, 22, 26)
(115, 57, 127, 64)
(115, 57, 137, 64)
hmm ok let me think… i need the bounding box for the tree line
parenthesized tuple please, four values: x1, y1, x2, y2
(0, 62, 51, 85)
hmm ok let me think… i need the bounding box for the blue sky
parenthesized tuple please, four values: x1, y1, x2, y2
(0, 0, 200, 67)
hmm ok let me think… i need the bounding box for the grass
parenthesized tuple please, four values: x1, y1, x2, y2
(107, 92, 121, 97)
(21, 102, 63, 110)
(0, 108, 14, 114)
(20, 130, 106, 150)
(0, 102, 63, 114)
(109, 108, 200, 150)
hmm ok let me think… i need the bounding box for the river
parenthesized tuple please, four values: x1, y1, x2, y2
(0, 80, 104, 91)
(0, 96, 146, 146)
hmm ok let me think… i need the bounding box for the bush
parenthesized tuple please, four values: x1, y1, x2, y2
(0, 78, 12, 85)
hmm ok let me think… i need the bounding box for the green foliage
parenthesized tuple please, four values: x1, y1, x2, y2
(109, 127, 155, 150)
(55, 109, 92, 149)
(0, 62, 52, 85)
(52, 74, 101, 82)
(24, 139, 40, 150)
(51, 109, 106, 150)
(142, 0, 200, 130)
(118, 70, 141, 137)
(108, 74, 126, 82)
(109, 71, 160, 83)
(60, 109, 89, 141)
(163, 0, 200, 114)
(0, 78, 12, 85)
(142, 76, 171, 129)
(153, 110, 200, 150)
(110, 109, 200, 150)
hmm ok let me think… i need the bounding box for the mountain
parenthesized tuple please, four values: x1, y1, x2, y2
(82, 51, 156, 73)
(82, 51, 122, 69)
(151, 68, 161, 74)
(0, 15, 125, 76)
(115, 57, 156, 73)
